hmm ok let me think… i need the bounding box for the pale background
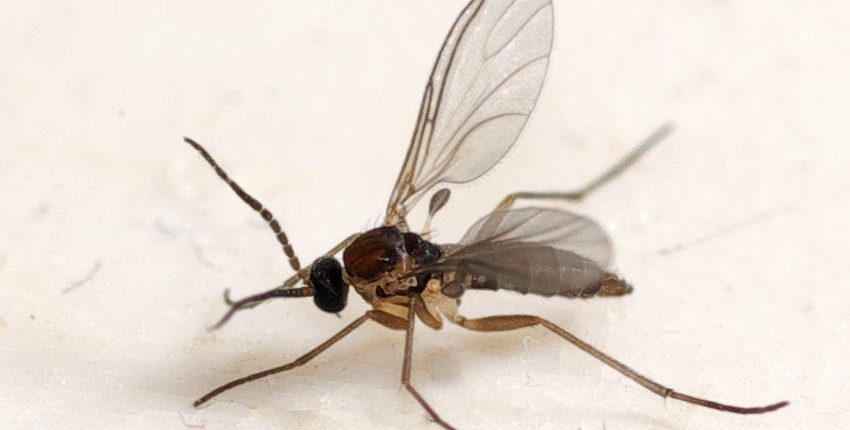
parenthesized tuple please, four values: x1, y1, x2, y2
(1, 1, 847, 429)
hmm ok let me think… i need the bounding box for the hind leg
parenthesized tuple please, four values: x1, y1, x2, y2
(495, 123, 673, 211)
(451, 313, 788, 414)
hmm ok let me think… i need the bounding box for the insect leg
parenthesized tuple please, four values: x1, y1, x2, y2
(401, 297, 455, 430)
(494, 123, 674, 211)
(183, 137, 303, 274)
(194, 311, 375, 407)
(452, 314, 788, 415)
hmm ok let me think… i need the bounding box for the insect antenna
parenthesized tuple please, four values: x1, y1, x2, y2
(208, 286, 314, 331)
(183, 137, 302, 275)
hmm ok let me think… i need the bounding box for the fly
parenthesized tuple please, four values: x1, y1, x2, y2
(183, 1, 788, 428)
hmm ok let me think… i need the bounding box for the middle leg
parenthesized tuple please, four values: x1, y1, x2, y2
(401, 296, 455, 430)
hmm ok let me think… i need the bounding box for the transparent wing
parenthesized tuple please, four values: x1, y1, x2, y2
(457, 207, 612, 264)
(424, 207, 615, 298)
(386, 0, 554, 226)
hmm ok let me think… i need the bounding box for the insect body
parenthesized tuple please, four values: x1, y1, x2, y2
(184, 0, 788, 428)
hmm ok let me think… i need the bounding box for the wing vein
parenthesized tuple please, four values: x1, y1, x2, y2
(385, 0, 554, 226)
(485, 1, 550, 62)
(438, 53, 549, 161)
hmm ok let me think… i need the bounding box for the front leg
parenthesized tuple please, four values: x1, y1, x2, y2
(195, 309, 412, 407)
(401, 296, 455, 429)
(223, 233, 360, 308)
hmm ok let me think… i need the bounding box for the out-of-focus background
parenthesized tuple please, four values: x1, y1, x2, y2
(1, 1, 847, 429)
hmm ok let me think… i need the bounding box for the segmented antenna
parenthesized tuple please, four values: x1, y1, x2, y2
(183, 137, 302, 273)
(209, 286, 314, 331)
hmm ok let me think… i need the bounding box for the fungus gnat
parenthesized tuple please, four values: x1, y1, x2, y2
(183, 1, 788, 428)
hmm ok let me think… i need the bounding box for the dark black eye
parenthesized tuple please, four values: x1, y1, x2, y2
(309, 257, 349, 313)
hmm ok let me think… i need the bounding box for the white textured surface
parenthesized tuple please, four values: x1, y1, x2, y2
(1, 1, 848, 429)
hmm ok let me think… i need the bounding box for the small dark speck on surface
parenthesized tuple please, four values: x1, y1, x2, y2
(155, 218, 179, 236)
(29, 203, 50, 221)
(62, 261, 103, 295)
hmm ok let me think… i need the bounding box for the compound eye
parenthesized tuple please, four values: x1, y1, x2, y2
(309, 257, 349, 313)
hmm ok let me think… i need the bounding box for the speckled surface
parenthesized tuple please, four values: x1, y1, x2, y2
(1, 1, 847, 429)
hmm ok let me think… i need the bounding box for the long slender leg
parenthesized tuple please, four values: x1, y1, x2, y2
(194, 311, 375, 407)
(402, 297, 455, 429)
(452, 314, 788, 415)
(495, 123, 674, 211)
(184, 137, 302, 273)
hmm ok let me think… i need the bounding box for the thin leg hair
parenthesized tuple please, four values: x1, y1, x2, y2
(453, 314, 789, 414)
